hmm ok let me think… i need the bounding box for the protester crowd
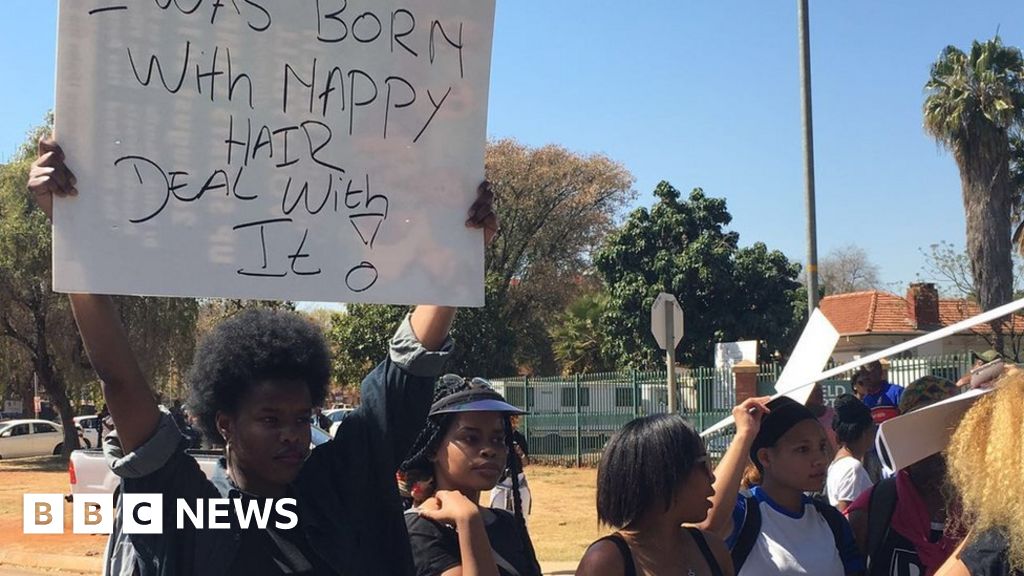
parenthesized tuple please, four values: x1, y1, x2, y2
(27, 142, 1023, 575)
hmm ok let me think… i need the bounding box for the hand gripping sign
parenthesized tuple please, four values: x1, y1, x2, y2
(52, 0, 495, 306)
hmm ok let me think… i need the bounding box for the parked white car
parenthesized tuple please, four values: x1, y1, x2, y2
(323, 408, 353, 437)
(73, 415, 103, 448)
(0, 419, 64, 459)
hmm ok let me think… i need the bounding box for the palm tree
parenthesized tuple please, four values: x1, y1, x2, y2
(550, 293, 615, 375)
(924, 36, 1024, 315)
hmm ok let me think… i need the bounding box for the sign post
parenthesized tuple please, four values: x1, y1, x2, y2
(651, 293, 684, 412)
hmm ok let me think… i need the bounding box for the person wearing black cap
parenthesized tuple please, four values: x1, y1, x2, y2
(826, 395, 876, 512)
(400, 375, 541, 576)
(700, 396, 865, 575)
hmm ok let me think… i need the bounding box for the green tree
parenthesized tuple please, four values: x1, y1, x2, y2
(595, 182, 803, 368)
(328, 304, 408, 387)
(924, 36, 1024, 316)
(550, 291, 617, 375)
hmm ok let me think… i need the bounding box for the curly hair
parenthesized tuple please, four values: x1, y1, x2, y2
(186, 309, 330, 444)
(400, 376, 539, 574)
(947, 369, 1024, 572)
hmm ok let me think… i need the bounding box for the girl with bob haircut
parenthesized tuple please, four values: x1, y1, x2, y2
(826, 394, 876, 512)
(701, 397, 864, 576)
(575, 413, 732, 576)
(29, 139, 497, 576)
(935, 369, 1024, 576)
(400, 375, 542, 576)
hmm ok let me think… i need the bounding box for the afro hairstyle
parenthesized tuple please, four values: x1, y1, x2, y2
(186, 308, 331, 444)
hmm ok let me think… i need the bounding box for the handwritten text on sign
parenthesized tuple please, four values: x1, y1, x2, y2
(53, 0, 495, 305)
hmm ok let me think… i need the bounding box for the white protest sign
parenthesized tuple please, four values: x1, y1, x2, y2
(701, 296, 1024, 438)
(773, 309, 839, 403)
(53, 0, 495, 306)
(876, 387, 994, 472)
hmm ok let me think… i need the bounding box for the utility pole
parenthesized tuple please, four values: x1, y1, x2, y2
(798, 0, 819, 314)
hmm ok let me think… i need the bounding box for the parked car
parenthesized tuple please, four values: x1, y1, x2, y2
(0, 419, 64, 459)
(73, 415, 103, 448)
(69, 423, 332, 495)
(323, 408, 353, 437)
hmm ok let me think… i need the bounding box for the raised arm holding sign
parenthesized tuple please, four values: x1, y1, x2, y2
(30, 1, 499, 573)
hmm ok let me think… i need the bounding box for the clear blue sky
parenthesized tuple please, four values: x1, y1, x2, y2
(4, 0, 1024, 292)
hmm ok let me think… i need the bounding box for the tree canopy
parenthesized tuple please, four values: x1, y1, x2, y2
(594, 182, 804, 368)
(924, 36, 1024, 316)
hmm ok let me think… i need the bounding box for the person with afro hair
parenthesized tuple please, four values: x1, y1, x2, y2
(29, 138, 498, 576)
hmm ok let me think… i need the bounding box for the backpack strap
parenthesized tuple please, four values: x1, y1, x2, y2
(866, 477, 898, 569)
(810, 499, 849, 555)
(729, 495, 762, 573)
(593, 533, 637, 576)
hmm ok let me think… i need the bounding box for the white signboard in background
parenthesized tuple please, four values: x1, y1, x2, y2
(53, 0, 495, 306)
(714, 340, 758, 370)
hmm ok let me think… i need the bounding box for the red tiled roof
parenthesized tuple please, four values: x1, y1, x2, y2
(819, 290, 1024, 335)
(819, 291, 913, 334)
(938, 299, 1024, 334)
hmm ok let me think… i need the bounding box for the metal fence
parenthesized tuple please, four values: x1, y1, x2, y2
(491, 351, 977, 467)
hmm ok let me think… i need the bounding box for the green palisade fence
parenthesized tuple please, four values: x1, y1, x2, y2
(489, 351, 977, 467)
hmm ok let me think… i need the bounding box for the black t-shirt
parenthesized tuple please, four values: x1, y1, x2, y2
(963, 527, 1023, 576)
(405, 508, 540, 576)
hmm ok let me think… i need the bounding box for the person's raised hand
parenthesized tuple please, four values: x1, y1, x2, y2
(733, 396, 772, 439)
(27, 138, 77, 222)
(417, 489, 481, 526)
(466, 181, 498, 246)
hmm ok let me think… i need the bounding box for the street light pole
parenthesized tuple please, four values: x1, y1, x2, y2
(798, 0, 819, 314)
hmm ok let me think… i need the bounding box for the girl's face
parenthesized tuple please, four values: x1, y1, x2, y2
(758, 419, 831, 493)
(433, 411, 508, 493)
(217, 379, 312, 495)
(672, 448, 717, 524)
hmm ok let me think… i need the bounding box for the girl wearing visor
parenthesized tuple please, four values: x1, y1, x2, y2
(400, 375, 542, 576)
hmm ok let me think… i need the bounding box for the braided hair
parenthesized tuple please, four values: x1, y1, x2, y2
(400, 376, 540, 575)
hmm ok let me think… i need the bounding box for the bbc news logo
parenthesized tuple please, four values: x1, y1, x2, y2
(23, 494, 298, 534)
